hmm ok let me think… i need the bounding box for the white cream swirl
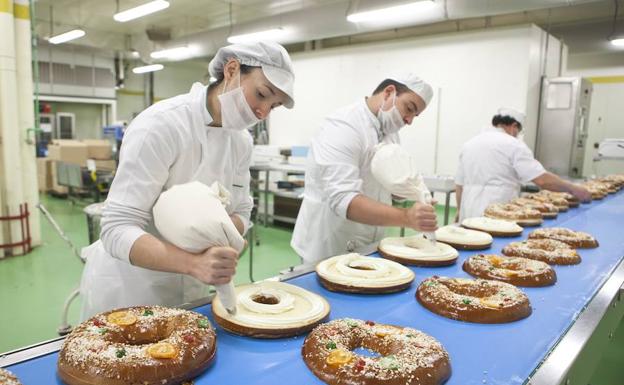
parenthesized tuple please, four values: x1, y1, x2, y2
(435, 225, 493, 246)
(214, 281, 329, 328)
(238, 287, 295, 314)
(316, 253, 414, 287)
(462, 217, 523, 234)
(379, 235, 458, 262)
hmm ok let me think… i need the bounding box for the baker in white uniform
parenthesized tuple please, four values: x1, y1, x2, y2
(79, 42, 295, 319)
(291, 75, 437, 264)
(455, 108, 591, 221)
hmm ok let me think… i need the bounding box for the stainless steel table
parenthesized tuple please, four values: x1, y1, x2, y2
(250, 162, 306, 226)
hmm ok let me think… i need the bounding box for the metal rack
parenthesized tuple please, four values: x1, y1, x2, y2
(250, 162, 306, 226)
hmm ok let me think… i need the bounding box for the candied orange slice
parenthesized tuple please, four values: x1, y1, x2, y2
(375, 326, 399, 337)
(503, 270, 519, 277)
(479, 298, 501, 309)
(326, 349, 353, 366)
(488, 256, 504, 267)
(107, 311, 137, 326)
(147, 342, 178, 359)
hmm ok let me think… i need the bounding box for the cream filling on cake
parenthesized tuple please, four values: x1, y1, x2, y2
(239, 287, 295, 314)
(316, 253, 414, 287)
(216, 281, 328, 328)
(379, 235, 458, 261)
(517, 218, 544, 226)
(462, 217, 523, 233)
(435, 225, 493, 246)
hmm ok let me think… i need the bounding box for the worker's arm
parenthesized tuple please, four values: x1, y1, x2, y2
(312, 120, 435, 232)
(509, 142, 590, 202)
(454, 184, 463, 222)
(532, 172, 592, 202)
(346, 194, 438, 232)
(129, 234, 237, 286)
(230, 215, 245, 235)
(100, 112, 238, 285)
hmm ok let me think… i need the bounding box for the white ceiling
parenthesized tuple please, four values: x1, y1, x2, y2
(32, 0, 624, 59)
(33, 0, 340, 45)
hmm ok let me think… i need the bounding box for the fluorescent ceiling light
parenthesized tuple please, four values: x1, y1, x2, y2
(150, 46, 195, 60)
(347, 1, 436, 23)
(132, 64, 164, 74)
(114, 0, 170, 22)
(610, 38, 624, 47)
(227, 28, 286, 44)
(48, 29, 86, 44)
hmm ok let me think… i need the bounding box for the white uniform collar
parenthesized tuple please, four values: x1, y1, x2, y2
(189, 82, 214, 126)
(491, 125, 516, 137)
(362, 97, 383, 141)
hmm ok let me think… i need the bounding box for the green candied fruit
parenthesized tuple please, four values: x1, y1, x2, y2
(379, 355, 400, 370)
(462, 298, 472, 305)
(115, 348, 126, 358)
(425, 280, 438, 287)
(197, 318, 210, 329)
(97, 328, 108, 335)
(405, 334, 414, 338)
(143, 309, 154, 316)
(345, 319, 359, 328)
(325, 341, 337, 350)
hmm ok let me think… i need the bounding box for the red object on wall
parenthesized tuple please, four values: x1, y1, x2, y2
(0, 203, 32, 256)
(39, 103, 52, 114)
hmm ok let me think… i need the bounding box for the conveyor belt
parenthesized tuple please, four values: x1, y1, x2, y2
(4, 192, 624, 385)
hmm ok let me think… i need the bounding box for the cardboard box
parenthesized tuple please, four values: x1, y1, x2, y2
(50, 160, 68, 195)
(47, 140, 88, 166)
(93, 159, 116, 171)
(36, 158, 53, 192)
(82, 139, 112, 160)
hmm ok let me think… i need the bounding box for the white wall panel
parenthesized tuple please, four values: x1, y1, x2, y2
(270, 25, 558, 178)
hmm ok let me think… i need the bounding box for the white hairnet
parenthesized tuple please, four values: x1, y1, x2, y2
(497, 107, 526, 127)
(388, 74, 433, 107)
(209, 41, 295, 108)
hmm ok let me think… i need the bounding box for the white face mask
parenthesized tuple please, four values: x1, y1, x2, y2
(377, 92, 405, 136)
(516, 132, 525, 143)
(217, 72, 260, 131)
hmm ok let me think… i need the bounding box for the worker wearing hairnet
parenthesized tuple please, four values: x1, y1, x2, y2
(455, 107, 592, 221)
(79, 42, 295, 319)
(291, 75, 437, 264)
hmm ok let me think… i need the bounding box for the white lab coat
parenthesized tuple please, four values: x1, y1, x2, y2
(291, 99, 398, 264)
(79, 83, 253, 320)
(455, 126, 546, 221)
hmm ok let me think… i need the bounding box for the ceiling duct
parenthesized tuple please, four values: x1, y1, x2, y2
(146, 27, 171, 42)
(150, 0, 604, 60)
